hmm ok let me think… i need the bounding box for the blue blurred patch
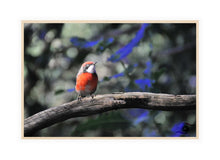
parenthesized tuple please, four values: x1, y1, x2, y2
(110, 72, 124, 79)
(67, 88, 75, 92)
(132, 111, 149, 126)
(39, 30, 47, 40)
(107, 37, 114, 44)
(135, 78, 155, 91)
(97, 37, 115, 53)
(100, 72, 125, 82)
(143, 129, 158, 137)
(122, 109, 149, 125)
(189, 76, 196, 88)
(108, 24, 149, 62)
(99, 46, 104, 50)
(122, 109, 149, 128)
(171, 122, 189, 137)
(144, 60, 153, 75)
(70, 37, 102, 49)
(133, 63, 138, 67)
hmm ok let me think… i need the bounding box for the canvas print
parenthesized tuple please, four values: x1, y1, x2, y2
(23, 21, 197, 137)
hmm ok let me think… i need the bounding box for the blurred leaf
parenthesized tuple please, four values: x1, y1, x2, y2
(152, 67, 166, 80)
(124, 63, 138, 76)
(96, 37, 114, 53)
(54, 89, 65, 95)
(154, 112, 166, 124)
(101, 76, 111, 82)
(71, 111, 130, 136)
(27, 40, 45, 57)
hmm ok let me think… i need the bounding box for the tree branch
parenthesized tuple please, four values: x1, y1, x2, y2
(24, 92, 196, 136)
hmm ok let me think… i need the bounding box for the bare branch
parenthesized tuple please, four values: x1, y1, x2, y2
(24, 92, 196, 136)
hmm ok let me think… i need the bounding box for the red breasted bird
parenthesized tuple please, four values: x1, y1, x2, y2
(75, 61, 98, 101)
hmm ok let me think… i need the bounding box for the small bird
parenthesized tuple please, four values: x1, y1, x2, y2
(75, 61, 98, 101)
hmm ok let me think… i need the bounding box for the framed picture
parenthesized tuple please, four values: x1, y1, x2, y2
(22, 21, 198, 138)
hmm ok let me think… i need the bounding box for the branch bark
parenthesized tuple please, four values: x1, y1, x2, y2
(24, 92, 196, 136)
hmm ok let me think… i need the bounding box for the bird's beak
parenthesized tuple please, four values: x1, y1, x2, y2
(94, 62, 97, 65)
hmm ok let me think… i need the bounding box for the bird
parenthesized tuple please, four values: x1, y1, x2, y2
(75, 61, 98, 101)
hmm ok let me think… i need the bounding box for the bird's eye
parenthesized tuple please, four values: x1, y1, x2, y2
(85, 64, 89, 69)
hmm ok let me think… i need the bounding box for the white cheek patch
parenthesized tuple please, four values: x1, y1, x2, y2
(86, 64, 96, 73)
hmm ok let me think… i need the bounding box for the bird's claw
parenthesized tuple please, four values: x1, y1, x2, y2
(90, 94, 95, 103)
(77, 95, 82, 103)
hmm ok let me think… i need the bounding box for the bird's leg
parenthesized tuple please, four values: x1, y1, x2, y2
(77, 94, 82, 102)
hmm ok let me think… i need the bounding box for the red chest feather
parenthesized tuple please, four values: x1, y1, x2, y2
(75, 72, 98, 93)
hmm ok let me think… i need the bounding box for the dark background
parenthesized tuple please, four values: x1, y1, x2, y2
(24, 23, 196, 137)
